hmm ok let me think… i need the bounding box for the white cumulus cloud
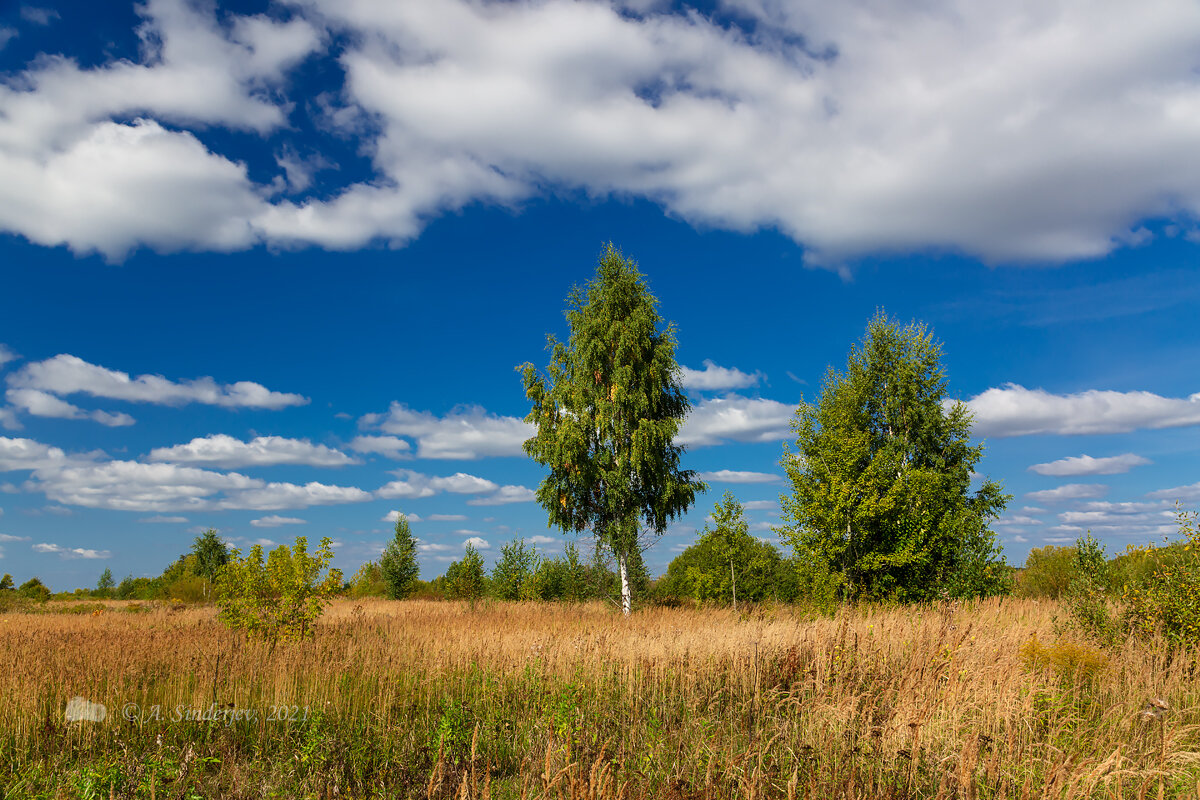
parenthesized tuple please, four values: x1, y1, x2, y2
(250, 515, 306, 527)
(347, 435, 412, 458)
(1029, 453, 1152, 476)
(1025, 483, 1109, 503)
(680, 360, 762, 391)
(467, 485, 537, 506)
(5, 388, 135, 426)
(7, 354, 307, 410)
(698, 469, 780, 484)
(360, 403, 532, 460)
(1147, 481, 1200, 501)
(961, 384, 1200, 437)
(32, 542, 110, 559)
(2, 0, 1200, 264)
(148, 434, 354, 468)
(376, 469, 501, 500)
(678, 395, 795, 446)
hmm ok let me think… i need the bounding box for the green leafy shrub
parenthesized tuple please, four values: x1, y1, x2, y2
(348, 561, 388, 598)
(165, 574, 213, 603)
(1123, 507, 1200, 645)
(216, 536, 342, 646)
(1016, 545, 1077, 599)
(1059, 533, 1119, 645)
(444, 544, 486, 602)
(18, 577, 50, 603)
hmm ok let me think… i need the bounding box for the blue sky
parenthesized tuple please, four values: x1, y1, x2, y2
(1, 0, 1199, 590)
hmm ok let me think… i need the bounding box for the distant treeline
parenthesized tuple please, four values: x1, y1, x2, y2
(2, 517, 1196, 614)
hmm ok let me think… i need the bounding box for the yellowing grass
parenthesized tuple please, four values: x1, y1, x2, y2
(0, 598, 1197, 798)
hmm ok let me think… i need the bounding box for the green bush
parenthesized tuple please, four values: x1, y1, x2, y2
(348, 561, 388, 599)
(165, 574, 213, 603)
(444, 544, 486, 602)
(216, 536, 342, 645)
(18, 577, 50, 603)
(1059, 533, 1119, 645)
(1123, 507, 1200, 646)
(491, 537, 538, 600)
(1016, 545, 1077, 599)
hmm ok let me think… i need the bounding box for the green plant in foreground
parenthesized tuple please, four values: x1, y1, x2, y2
(215, 536, 342, 646)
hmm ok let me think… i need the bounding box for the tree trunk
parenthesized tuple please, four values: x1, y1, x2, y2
(618, 550, 631, 617)
(730, 559, 737, 612)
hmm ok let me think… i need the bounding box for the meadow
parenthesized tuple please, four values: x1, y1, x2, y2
(0, 597, 1197, 799)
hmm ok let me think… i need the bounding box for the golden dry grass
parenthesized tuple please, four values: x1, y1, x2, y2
(0, 598, 1197, 798)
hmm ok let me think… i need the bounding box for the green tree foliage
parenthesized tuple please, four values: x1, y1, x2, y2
(445, 544, 486, 602)
(191, 528, 230, 583)
(18, 577, 50, 602)
(521, 244, 705, 615)
(491, 536, 539, 600)
(658, 498, 799, 605)
(215, 536, 342, 646)
(702, 493, 750, 609)
(0, 573, 14, 591)
(526, 542, 590, 601)
(778, 312, 1010, 602)
(1123, 507, 1200, 645)
(1060, 533, 1118, 644)
(380, 514, 420, 599)
(1016, 545, 1078, 599)
(96, 568, 115, 598)
(152, 530, 230, 602)
(115, 575, 156, 601)
(348, 561, 388, 598)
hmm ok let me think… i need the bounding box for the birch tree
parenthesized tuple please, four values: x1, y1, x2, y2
(380, 513, 420, 599)
(520, 243, 704, 615)
(778, 312, 1009, 602)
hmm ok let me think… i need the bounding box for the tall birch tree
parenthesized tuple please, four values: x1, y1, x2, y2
(521, 243, 704, 615)
(778, 312, 1009, 602)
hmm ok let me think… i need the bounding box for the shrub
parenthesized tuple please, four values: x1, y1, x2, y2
(1123, 507, 1200, 646)
(17, 577, 50, 603)
(1020, 634, 1108, 683)
(216, 537, 342, 646)
(444, 544, 486, 602)
(348, 561, 388, 599)
(1058, 533, 1119, 645)
(1016, 545, 1077, 599)
(165, 574, 212, 604)
(491, 537, 538, 600)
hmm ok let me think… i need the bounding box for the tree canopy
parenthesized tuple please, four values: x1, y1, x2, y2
(520, 243, 704, 614)
(657, 494, 799, 605)
(778, 312, 1009, 602)
(380, 514, 420, 599)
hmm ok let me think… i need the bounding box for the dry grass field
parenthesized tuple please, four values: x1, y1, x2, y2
(0, 598, 1197, 799)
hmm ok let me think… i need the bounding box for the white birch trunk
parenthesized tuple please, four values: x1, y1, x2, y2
(730, 559, 737, 612)
(618, 550, 631, 617)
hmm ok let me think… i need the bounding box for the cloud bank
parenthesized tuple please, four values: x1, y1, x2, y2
(2, 0, 1200, 264)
